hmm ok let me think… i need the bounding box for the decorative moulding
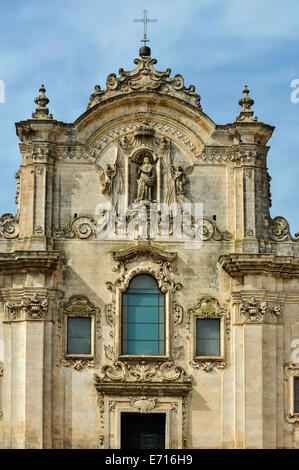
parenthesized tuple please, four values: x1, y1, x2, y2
(187, 296, 230, 372)
(56, 295, 101, 371)
(284, 363, 299, 424)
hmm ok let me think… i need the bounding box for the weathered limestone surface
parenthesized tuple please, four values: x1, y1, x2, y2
(0, 51, 298, 449)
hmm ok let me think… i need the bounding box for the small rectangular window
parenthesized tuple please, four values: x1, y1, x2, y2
(67, 317, 91, 355)
(196, 318, 220, 357)
(294, 378, 299, 413)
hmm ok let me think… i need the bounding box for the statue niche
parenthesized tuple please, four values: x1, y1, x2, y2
(130, 151, 157, 204)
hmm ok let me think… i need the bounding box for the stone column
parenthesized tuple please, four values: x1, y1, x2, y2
(232, 294, 282, 448)
(1, 289, 55, 448)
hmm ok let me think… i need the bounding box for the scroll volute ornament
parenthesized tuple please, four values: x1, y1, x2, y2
(269, 216, 299, 242)
(87, 55, 202, 109)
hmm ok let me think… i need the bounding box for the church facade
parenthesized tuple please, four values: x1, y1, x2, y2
(0, 45, 299, 449)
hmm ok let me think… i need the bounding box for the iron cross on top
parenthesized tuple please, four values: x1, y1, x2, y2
(133, 10, 158, 45)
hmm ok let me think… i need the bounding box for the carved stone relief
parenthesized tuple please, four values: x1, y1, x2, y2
(54, 215, 96, 239)
(240, 296, 281, 324)
(87, 54, 201, 110)
(130, 396, 157, 413)
(0, 213, 19, 239)
(31, 144, 55, 163)
(54, 212, 232, 243)
(196, 149, 267, 165)
(269, 216, 299, 242)
(5, 292, 48, 321)
(15, 170, 20, 206)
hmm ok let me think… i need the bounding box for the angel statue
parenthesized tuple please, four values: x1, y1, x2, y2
(137, 156, 155, 202)
(165, 163, 193, 204)
(96, 147, 124, 211)
(98, 163, 116, 194)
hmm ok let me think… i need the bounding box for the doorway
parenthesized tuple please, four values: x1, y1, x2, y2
(121, 412, 166, 449)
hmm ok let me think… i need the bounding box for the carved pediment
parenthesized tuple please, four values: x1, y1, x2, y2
(87, 55, 201, 110)
(188, 296, 225, 318)
(113, 244, 176, 266)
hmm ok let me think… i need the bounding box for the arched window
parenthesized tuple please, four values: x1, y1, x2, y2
(122, 274, 165, 355)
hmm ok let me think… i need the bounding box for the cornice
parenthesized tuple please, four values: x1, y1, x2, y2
(0, 250, 62, 274)
(93, 379, 192, 397)
(219, 253, 299, 278)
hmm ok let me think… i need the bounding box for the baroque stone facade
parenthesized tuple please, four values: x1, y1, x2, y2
(0, 47, 299, 449)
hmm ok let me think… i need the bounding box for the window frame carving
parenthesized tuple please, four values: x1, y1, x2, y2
(104, 245, 182, 364)
(188, 296, 229, 372)
(284, 363, 299, 424)
(120, 273, 167, 358)
(56, 295, 101, 370)
(117, 269, 169, 361)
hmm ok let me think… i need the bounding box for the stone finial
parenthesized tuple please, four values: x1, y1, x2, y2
(32, 84, 53, 119)
(236, 85, 257, 122)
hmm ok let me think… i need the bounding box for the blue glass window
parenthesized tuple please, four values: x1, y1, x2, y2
(196, 318, 220, 356)
(67, 317, 91, 355)
(295, 378, 299, 413)
(122, 274, 165, 355)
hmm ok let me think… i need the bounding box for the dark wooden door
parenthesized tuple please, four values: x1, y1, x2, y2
(121, 412, 165, 449)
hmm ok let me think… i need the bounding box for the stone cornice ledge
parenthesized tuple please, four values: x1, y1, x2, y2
(0, 250, 62, 274)
(93, 381, 192, 397)
(219, 254, 299, 278)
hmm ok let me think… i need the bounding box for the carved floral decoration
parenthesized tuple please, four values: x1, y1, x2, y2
(94, 359, 191, 384)
(240, 297, 281, 324)
(6, 292, 48, 321)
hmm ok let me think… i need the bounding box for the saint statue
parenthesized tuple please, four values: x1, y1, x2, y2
(137, 156, 155, 202)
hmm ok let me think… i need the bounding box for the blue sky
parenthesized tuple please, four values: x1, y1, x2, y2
(0, 0, 298, 233)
